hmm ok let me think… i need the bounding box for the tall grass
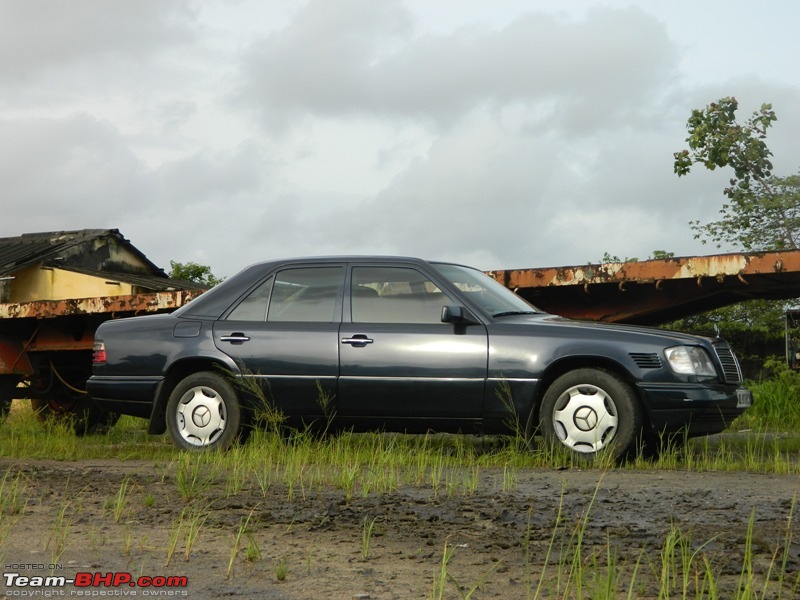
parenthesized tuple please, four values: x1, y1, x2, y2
(735, 361, 800, 432)
(1, 402, 799, 482)
(1, 393, 798, 598)
(0, 401, 175, 460)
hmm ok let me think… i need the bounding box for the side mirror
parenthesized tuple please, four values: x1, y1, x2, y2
(441, 305, 478, 325)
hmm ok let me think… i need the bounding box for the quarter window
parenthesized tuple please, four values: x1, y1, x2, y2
(225, 276, 273, 321)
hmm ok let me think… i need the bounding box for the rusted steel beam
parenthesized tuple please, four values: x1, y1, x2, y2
(489, 250, 800, 324)
(490, 250, 799, 289)
(0, 335, 34, 375)
(0, 290, 204, 320)
(24, 325, 96, 352)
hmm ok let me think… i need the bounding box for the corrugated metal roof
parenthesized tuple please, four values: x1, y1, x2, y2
(0, 229, 165, 278)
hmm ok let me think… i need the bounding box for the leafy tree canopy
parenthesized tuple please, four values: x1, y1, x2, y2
(664, 299, 785, 340)
(673, 96, 777, 198)
(673, 96, 800, 251)
(690, 173, 800, 251)
(672, 98, 795, 366)
(662, 299, 786, 370)
(169, 260, 223, 287)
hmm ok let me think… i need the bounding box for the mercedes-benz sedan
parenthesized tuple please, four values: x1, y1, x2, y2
(88, 256, 751, 457)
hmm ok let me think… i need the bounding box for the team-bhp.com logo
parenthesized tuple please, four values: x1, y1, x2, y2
(4, 570, 188, 596)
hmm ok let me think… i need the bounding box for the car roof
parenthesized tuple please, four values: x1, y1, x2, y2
(175, 255, 465, 319)
(242, 255, 430, 269)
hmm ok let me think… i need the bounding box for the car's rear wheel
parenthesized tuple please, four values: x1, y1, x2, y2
(166, 372, 243, 450)
(539, 368, 642, 460)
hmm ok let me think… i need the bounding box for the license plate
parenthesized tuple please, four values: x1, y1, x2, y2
(736, 388, 752, 408)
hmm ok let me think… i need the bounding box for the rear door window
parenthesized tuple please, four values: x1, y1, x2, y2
(267, 267, 344, 323)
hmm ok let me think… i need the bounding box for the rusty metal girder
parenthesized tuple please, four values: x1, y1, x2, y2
(0, 335, 34, 375)
(0, 290, 205, 371)
(0, 290, 204, 320)
(24, 325, 96, 352)
(489, 250, 800, 325)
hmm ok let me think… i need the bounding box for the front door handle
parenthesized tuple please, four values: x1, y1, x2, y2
(220, 332, 251, 344)
(341, 334, 373, 348)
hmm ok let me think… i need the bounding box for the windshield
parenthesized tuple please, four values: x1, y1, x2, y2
(432, 263, 541, 318)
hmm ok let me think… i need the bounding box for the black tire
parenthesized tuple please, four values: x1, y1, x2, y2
(166, 372, 243, 451)
(538, 368, 643, 460)
(31, 397, 120, 435)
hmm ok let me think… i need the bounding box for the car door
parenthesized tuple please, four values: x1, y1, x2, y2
(213, 265, 344, 421)
(338, 264, 488, 427)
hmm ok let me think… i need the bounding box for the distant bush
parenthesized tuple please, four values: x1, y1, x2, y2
(736, 358, 800, 431)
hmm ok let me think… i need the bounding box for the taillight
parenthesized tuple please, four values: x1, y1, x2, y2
(93, 341, 107, 364)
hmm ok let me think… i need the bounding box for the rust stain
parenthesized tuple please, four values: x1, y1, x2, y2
(0, 290, 205, 320)
(490, 249, 800, 324)
(490, 250, 800, 288)
(0, 336, 35, 375)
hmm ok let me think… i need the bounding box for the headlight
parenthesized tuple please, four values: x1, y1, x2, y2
(664, 346, 717, 378)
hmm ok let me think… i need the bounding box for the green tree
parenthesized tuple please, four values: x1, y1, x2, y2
(169, 260, 223, 287)
(672, 96, 799, 250)
(663, 300, 786, 374)
(672, 99, 794, 366)
(691, 173, 800, 251)
(674, 96, 777, 197)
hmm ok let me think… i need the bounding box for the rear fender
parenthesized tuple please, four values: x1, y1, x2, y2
(147, 357, 241, 434)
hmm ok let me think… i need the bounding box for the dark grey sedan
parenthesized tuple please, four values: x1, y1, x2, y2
(88, 256, 751, 457)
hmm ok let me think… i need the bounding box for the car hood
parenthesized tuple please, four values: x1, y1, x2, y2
(495, 313, 719, 346)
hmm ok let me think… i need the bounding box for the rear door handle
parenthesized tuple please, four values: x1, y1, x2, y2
(341, 334, 373, 348)
(220, 332, 250, 344)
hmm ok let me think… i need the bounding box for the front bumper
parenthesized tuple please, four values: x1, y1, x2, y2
(637, 381, 751, 437)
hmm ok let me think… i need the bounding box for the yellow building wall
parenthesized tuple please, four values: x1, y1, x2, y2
(8, 265, 135, 303)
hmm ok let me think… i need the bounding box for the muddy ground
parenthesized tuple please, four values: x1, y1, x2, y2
(1, 454, 799, 599)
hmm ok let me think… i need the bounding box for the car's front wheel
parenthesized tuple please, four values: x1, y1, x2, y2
(166, 372, 243, 450)
(539, 368, 642, 460)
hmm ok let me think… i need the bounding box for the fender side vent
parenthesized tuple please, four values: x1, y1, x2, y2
(630, 352, 662, 369)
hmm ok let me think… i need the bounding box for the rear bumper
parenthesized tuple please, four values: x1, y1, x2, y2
(637, 382, 750, 437)
(87, 375, 162, 419)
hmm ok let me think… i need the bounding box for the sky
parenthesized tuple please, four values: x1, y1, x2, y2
(1, 0, 798, 278)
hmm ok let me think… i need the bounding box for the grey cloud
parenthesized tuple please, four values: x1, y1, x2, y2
(312, 108, 725, 269)
(239, 0, 412, 124)
(0, 114, 153, 235)
(0, 114, 278, 279)
(240, 4, 676, 131)
(343, 120, 561, 265)
(156, 141, 270, 205)
(0, 0, 196, 83)
(1, 1, 795, 281)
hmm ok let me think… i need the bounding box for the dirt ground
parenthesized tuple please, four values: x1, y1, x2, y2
(1, 455, 799, 600)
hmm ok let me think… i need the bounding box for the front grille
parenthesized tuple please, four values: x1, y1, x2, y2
(714, 345, 743, 383)
(630, 352, 662, 369)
